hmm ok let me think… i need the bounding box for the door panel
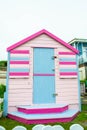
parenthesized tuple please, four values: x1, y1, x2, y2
(33, 48, 55, 104)
(33, 76, 55, 104)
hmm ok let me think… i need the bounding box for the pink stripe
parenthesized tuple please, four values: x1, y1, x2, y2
(18, 105, 68, 114)
(10, 61, 29, 64)
(60, 72, 77, 76)
(9, 72, 29, 76)
(10, 50, 29, 54)
(59, 62, 76, 65)
(33, 74, 55, 76)
(59, 52, 75, 55)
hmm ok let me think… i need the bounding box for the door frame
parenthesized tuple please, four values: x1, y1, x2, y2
(33, 47, 56, 104)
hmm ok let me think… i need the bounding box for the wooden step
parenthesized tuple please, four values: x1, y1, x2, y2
(17, 104, 68, 114)
(8, 109, 79, 124)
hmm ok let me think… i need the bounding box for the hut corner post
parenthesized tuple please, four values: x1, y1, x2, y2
(3, 52, 10, 116)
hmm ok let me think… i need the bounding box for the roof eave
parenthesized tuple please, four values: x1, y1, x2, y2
(7, 29, 46, 51)
(7, 29, 79, 54)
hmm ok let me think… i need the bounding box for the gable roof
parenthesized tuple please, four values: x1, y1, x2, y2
(7, 29, 79, 54)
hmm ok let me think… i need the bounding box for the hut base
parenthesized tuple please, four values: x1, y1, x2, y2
(7, 104, 79, 124)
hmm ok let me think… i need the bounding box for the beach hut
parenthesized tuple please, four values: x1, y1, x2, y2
(4, 29, 80, 124)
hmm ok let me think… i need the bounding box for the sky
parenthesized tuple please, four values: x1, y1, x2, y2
(0, 0, 87, 60)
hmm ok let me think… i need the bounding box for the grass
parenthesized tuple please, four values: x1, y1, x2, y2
(0, 104, 87, 130)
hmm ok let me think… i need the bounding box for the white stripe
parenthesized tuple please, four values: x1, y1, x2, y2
(10, 64, 30, 68)
(58, 55, 76, 58)
(60, 76, 77, 78)
(59, 65, 76, 68)
(10, 54, 30, 57)
(9, 76, 29, 78)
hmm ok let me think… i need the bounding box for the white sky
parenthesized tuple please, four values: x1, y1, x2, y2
(0, 0, 87, 60)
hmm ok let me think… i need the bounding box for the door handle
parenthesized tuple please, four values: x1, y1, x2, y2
(53, 93, 58, 96)
(52, 56, 57, 60)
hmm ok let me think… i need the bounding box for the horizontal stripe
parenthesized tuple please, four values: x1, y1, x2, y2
(59, 62, 76, 65)
(60, 68, 77, 72)
(59, 65, 76, 68)
(9, 72, 29, 76)
(33, 74, 55, 76)
(10, 61, 29, 64)
(10, 57, 29, 61)
(10, 64, 30, 68)
(10, 68, 29, 72)
(60, 72, 77, 76)
(60, 76, 77, 78)
(10, 50, 30, 54)
(9, 76, 28, 78)
(59, 58, 76, 62)
(58, 55, 76, 58)
(59, 52, 75, 55)
(10, 54, 29, 57)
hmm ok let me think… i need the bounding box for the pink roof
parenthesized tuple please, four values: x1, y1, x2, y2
(7, 29, 79, 54)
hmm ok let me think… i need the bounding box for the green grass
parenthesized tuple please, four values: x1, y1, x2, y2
(82, 103, 87, 111)
(0, 104, 87, 130)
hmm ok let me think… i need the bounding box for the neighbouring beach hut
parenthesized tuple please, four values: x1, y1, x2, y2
(4, 29, 80, 124)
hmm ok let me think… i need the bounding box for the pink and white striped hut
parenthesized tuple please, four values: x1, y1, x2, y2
(4, 29, 81, 124)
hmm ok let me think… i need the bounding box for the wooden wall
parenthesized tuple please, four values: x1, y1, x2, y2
(7, 34, 79, 112)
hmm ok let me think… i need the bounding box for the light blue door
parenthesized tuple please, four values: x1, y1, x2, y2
(33, 48, 55, 104)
